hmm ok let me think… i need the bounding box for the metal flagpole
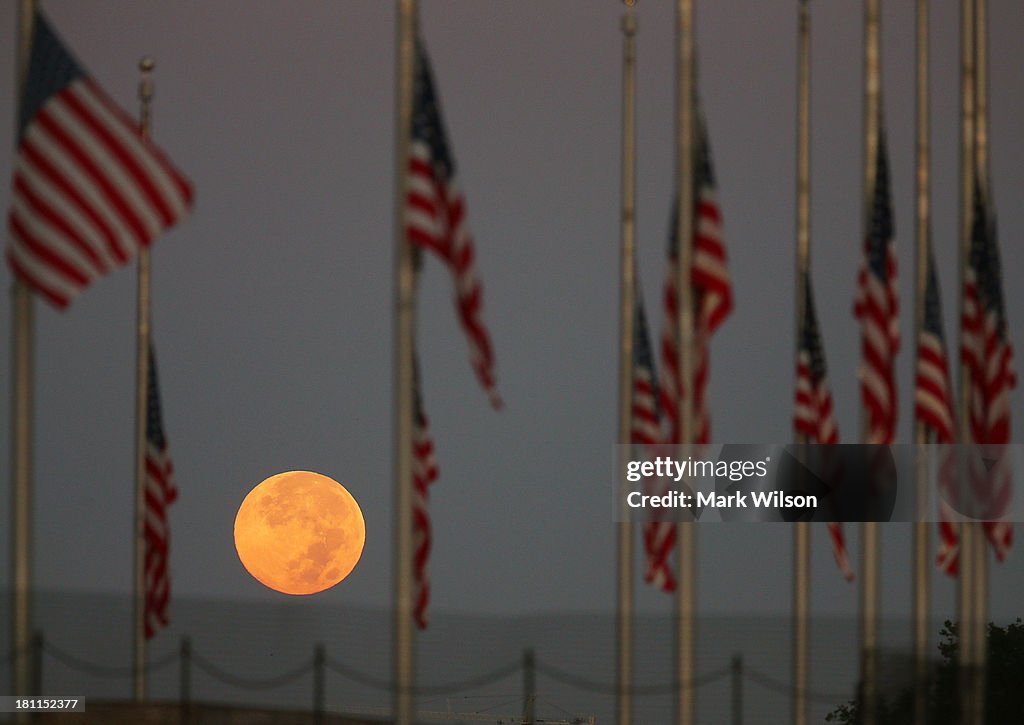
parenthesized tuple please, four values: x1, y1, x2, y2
(10, 0, 37, 708)
(674, 1, 696, 724)
(970, 1, 990, 721)
(956, 0, 977, 721)
(861, 3, 881, 724)
(793, 3, 811, 724)
(912, 1, 931, 723)
(133, 56, 156, 702)
(394, 2, 418, 724)
(616, 3, 638, 724)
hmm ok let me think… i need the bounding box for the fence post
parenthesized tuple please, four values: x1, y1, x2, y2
(731, 652, 743, 725)
(179, 636, 191, 722)
(522, 648, 535, 724)
(313, 643, 325, 725)
(30, 631, 43, 696)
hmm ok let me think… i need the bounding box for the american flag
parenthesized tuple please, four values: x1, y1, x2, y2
(412, 357, 439, 629)
(406, 41, 501, 409)
(6, 13, 193, 309)
(658, 116, 732, 447)
(854, 130, 899, 445)
(962, 179, 1015, 561)
(794, 276, 853, 581)
(916, 247, 955, 442)
(631, 296, 662, 447)
(632, 295, 675, 591)
(913, 246, 960, 576)
(144, 344, 178, 639)
(647, 115, 732, 593)
(795, 277, 838, 445)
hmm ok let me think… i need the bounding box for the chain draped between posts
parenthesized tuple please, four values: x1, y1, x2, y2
(43, 640, 178, 678)
(0, 635, 856, 704)
(535, 661, 730, 696)
(190, 651, 314, 691)
(324, 656, 521, 695)
(742, 667, 849, 705)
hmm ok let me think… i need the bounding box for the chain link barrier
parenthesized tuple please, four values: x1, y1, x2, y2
(743, 665, 852, 705)
(324, 656, 520, 695)
(42, 640, 177, 677)
(191, 651, 314, 691)
(535, 661, 731, 696)
(2, 641, 855, 705)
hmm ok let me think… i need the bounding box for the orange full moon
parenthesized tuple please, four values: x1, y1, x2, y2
(234, 471, 366, 595)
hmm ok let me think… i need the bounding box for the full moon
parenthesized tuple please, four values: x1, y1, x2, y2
(234, 471, 366, 595)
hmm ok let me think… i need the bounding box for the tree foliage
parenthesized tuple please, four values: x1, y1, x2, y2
(825, 619, 1024, 724)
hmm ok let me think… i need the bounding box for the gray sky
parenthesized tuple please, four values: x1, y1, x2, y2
(1, 0, 1022, 627)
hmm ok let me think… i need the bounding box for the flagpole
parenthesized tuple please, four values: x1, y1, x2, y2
(616, 3, 638, 724)
(132, 56, 156, 702)
(861, 3, 881, 724)
(970, 1, 989, 721)
(394, 2, 418, 724)
(913, 1, 937, 724)
(957, 0, 977, 721)
(974, 0, 989, 186)
(674, 1, 696, 724)
(793, 3, 811, 724)
(10, 0, 37, 708)
(911, 1, 931, 723)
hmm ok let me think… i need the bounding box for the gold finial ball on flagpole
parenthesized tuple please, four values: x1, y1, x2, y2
(138, 58, 155, 93)
(622, 0, 637, 35)
(138, 57, 155, 133)
(138, 57, 153, 97)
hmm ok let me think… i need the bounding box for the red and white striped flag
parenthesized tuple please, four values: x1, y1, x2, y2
(646, 115, 733, 593)
(6, 12, 193, 308)
(405, 39, 499, 627)
(631, 296, 662, 448)
(411, 358, 439, 629)
(795, 276, 853, 581)
(916, 247, 956, 443)
(144, 344, 177, 639)
(658, 117, 733, 449)
(962, 179, 1015, 561)
(913, 246, 960, 576)
(854, 129, 899, 446)
(405, 41, 501, 409)
(631, 294, 675, 591)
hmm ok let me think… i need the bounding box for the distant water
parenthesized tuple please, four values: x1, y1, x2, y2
(1, 591, 940, 723)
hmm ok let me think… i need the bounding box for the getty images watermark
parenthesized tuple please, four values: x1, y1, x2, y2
(612, 443, 1022, 523)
